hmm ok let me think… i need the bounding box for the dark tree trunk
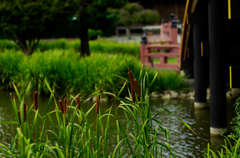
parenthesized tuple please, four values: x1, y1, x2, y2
(79, 0, 90, 57)
(3, 30, 39, 56)
(80, 23, 90, 57)
(19, 38, 39, 56)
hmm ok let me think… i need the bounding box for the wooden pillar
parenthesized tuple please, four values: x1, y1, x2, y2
(208, 0, 227, 135)
(193, 23, 209, 108)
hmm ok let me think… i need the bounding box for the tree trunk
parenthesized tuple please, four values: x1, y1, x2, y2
(3, 29, 40, 56)
(19, 38, 39, 56)
(80, 23, 90, 57)
(79, 0, 90, 57)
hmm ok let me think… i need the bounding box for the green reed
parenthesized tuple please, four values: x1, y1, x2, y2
(206, 136, 240, 158)
(0, 67, 193, 157)
(205, 96, 240, 158)
(105, 65, 194, 157)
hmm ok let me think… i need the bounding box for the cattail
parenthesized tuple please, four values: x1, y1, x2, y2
(76, 96, 81, 110)
(66, 99, 69, 113)
(131, 86, 135, 103)
(24, 103, 27, 122)
(59, 100, 64, 113)
(96, 95, 100, 114)
(128, 71, 135, 92)
(64, 97, 69, 114)
(18, 110, 21, 125)
(134, 79, 138, 95)
(63, 97, 68, 114)
(33, 91, 38, 110)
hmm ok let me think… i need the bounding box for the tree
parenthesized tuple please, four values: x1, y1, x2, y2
(0, 0, 78, 55)
(78, 0, 127, 57)
(118, 3, 160, 39)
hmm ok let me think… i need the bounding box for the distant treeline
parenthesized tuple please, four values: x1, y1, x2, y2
(0, 25, 103, 40)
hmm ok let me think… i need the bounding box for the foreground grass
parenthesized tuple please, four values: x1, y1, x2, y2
(0, 49, 185, 96)
(206, 136, 240, 158)
(0, 38, 140, 57)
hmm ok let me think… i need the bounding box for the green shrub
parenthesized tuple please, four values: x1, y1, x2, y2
(0, 49, 184, 96)
(88, 29, 103, 40)
(0, 50, 24, 90)
(230, 97, 240, 138)
(0, 40, 20, 51)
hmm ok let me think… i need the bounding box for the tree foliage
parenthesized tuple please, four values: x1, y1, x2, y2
(117, 3, 160, 39)
(118, 3, 160, 25)
(135, 9, 160, 24)
(0, 0, 78, 55)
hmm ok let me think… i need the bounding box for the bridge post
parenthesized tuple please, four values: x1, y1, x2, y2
(208, 0, 227, 135)
(170, 19, 178, 45)
(193, 23, 209, 108)
(140, 33, 148, 63)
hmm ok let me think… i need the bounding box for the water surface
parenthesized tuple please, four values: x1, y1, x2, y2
(0, 92, 236, 157)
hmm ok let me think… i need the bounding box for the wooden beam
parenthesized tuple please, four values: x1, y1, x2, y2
(146, 45, 180, 49)
(144, 53, 179, 58)
(188, 13, 208, 24)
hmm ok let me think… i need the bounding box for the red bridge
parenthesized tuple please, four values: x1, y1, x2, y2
(140, 15, 180, 70)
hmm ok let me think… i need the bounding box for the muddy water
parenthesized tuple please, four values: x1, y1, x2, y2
(0, 92, 236, 157)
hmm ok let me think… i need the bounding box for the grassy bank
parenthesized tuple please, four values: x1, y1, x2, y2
(0, 39, 140, 56)
(0, 49, 185, 96)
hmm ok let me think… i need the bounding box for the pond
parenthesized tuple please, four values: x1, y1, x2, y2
(0, 92, 236, 157)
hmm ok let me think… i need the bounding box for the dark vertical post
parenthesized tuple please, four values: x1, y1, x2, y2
(208, 0, 227, 134)
(170, 19, 178, 44)
(161, 19, 165, 24)
(169, 13, 175, 22)
(193, 23, 208, 108)
(140, 33, 148, 63)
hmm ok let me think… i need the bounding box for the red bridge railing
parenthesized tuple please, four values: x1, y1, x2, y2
(140, 14, 180, 70)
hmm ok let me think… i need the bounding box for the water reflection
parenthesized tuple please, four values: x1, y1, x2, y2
(0, 92, 236, 157)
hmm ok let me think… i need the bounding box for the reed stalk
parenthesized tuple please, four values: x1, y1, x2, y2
(130, 86, 135, 103)
(17, 110, 21, 125)
(33, 91, 38, 110)
(76, 96, 80, 110)
(23, 103, 26, 122)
